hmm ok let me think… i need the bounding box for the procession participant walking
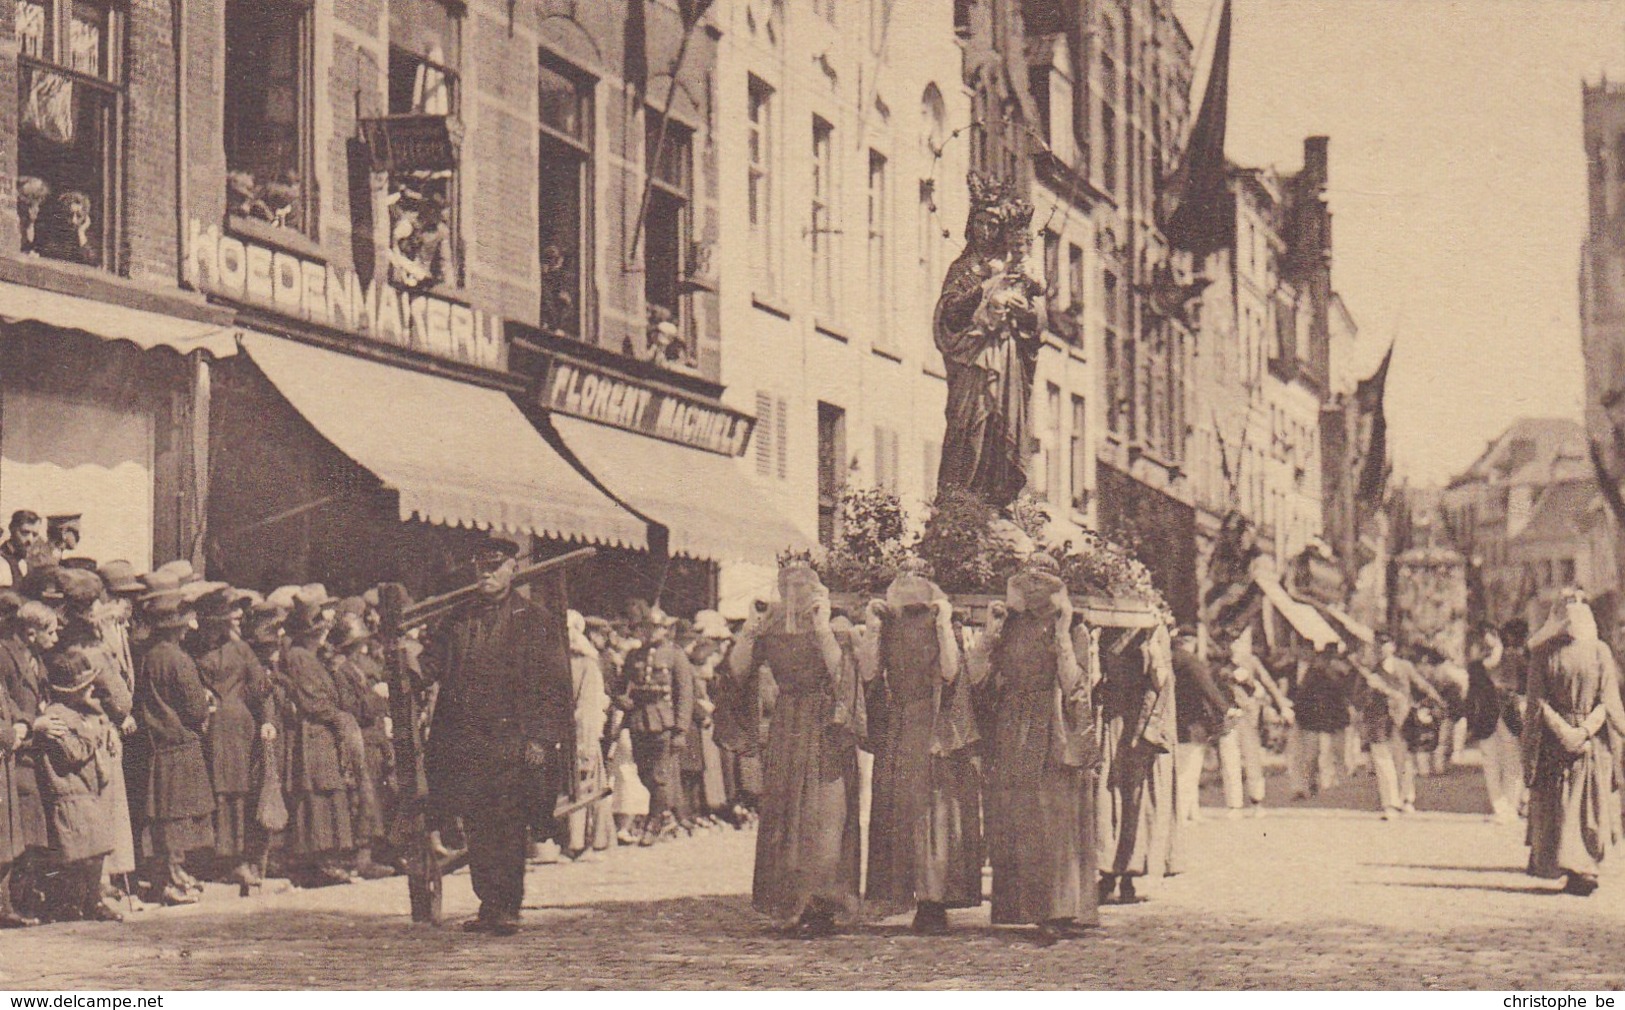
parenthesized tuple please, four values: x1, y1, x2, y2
(1172, 627, 1232, 823)
(1216, 630, 1291, 819)
(729, 561, 862, 936)
(1363, 633, 1443, 819)
(192, 588, 275, 888)
(36, 650, 121, 922)
(0, 605, 39, 927)
(1523, 591, 1625, 896)
(133, 590, 215, 904)
(426, 536, 571, 935)
(563, 610, 613, 859)
(973, 554, 1097, 942)
(281, 589, 358, 887)
(1097, 620, 1180, 905)
(862, 561, 982, 935)
(330, 611, 394, 880)
(1465, 624, 1525, 824)
(1287, 643, 1357, 799)
(1, 602, 59, 916)
(616, 608, 694, 846)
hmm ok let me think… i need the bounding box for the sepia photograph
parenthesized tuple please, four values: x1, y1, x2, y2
(0, 0, 1622, 993)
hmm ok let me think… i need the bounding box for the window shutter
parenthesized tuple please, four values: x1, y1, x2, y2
(775, 397, 789, 479)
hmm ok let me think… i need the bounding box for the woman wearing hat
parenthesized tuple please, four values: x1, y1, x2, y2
(329, 612, 395, 880)
(861, 561, 984, 935)
(563, 610, 613, 859)
(727, 562, 861, 936)
(192, 588, 275, 889)
(0, 601, 41, 927)
(36, 650, 122, 921)
(281, 590, 357, 885)
(133, 592, 215, 905)
(972, 554, 1098, 942)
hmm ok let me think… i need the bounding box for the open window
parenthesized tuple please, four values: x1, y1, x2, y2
(644, 112, 694, 369)
(15, 0, 124, 269)
(538, 53, 593, 340)
(224, 0, 313, 237)
(384, 0, 461, 290)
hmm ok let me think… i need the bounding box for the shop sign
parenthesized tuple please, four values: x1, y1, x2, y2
(539, 358, 753, 457)
(360, 115, 461, 173)
(185, 219, 505, 371)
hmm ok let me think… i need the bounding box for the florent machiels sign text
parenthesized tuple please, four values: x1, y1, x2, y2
(185, 220, 506, 371)
(540, 359, 754, 457)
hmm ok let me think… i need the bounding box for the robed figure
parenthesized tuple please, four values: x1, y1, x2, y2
(934, 173, 1044, 511)
(860, 563, 983, 934)
(1522, 592, 1625, 897)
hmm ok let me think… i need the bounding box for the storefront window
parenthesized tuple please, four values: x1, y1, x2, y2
(386, 0, 461, 290)
(224, 0, 313, 236)
(539, 55, 593, 340)
(15, 0, 122, 269)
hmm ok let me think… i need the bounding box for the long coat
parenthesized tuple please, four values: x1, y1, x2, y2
(982, 609, 1098, 926)
(1523, 637, 1625, 880)
(1096, 626, 1180, 880)
(864, 605, 982, 917)
(133, 639, 216, 826)
(36, 700, 118, 863)
(0, 636, 49, 850)
(0, 673, 26, 864)
(426, 579, 571, 824)
(194, 637, 269, 797)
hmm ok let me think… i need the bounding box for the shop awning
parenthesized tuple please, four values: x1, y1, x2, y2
(240, 332, 647, 549)
(547, 414, 812, 564)
(1255, 574, 1340, 649)
(0, 281, 239, 357)
(1315, 601, 1375, 645)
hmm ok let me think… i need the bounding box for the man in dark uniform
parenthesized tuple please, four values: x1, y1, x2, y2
(615, 608, 694, 846)
(427, 536, 571, 936)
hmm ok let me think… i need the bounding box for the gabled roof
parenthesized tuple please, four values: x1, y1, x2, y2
(1453, 417, 1588, 488)
(1511, 479, 1601, 546)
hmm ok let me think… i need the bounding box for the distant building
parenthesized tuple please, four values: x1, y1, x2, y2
(1439, 418, 1605, 627)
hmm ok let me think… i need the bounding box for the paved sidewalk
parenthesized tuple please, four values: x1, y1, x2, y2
(3, 798, 1623, 990)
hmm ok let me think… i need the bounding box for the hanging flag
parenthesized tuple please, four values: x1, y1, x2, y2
(677, 0, 715, 29)
(1163, 0, 1232, 257)
(1355, 342, 1394, 506)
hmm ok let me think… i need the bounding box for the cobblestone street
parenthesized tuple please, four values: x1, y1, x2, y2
(3, 768, 1623, 990)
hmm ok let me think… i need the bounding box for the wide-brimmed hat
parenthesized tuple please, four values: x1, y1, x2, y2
(59, 569, 106, 609)
(286, 594, 333, 637)
(153, 559, 202, 585)
(194, 587, 238, 621)
(179, 580, 230, 606)
(97, 560, 144, 595)
(265, 585, 303, 612)
(138, 570, 185, 603)
(143, 596, 195, 631)
(59, 557, 98, 572)
(247, 601, 287, 645)
(230, 588, 262, 611)
(331, 612, 371, 650)
(47, 649, 97, 695)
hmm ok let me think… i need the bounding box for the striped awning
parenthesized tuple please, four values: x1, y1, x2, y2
(0, 281, 239, 357)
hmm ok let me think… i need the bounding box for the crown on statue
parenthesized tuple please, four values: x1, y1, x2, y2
(966, 171, 1033, 248)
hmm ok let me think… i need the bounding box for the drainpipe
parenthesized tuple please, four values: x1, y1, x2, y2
(172, 0, 188, 285)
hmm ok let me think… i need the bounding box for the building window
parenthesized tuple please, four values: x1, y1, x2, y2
(1046, 382, 1063, 504)
(385, 0, 461, 290)
(1104, 270, 1123, 434)
(225, 0, 312, 237)
(1560, 558, 1576, 586)
(538, 54, 593, 340)
(810, 116, 836, 319)
(15, 0, 123, 268)
(1071, 394, 1089, 510)
(1067, 242, 1085, 320)
(873, 425, 900, 494)
(868, 149, 892, 350)
(1101, 106, 1117, 198)
(817, 402, 847, 547)
(645, 112, 694, 367)
(923, 439, 940, 500)
(748, 76, 777, 298)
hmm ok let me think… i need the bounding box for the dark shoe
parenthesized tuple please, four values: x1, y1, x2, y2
(461, 917, 495, 933)
(486, 917, 519, 937)
(0, 911, 39, 929)
(1118, 879, 1142, 904)
(83, 902, 123, 923)
(1097, 877, 1116, 905)
(1564, 873, 1599, 897)
(910, 904, 949, 935)
(1038, 918, 1092, 942)
(798, 910, 838, 937)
